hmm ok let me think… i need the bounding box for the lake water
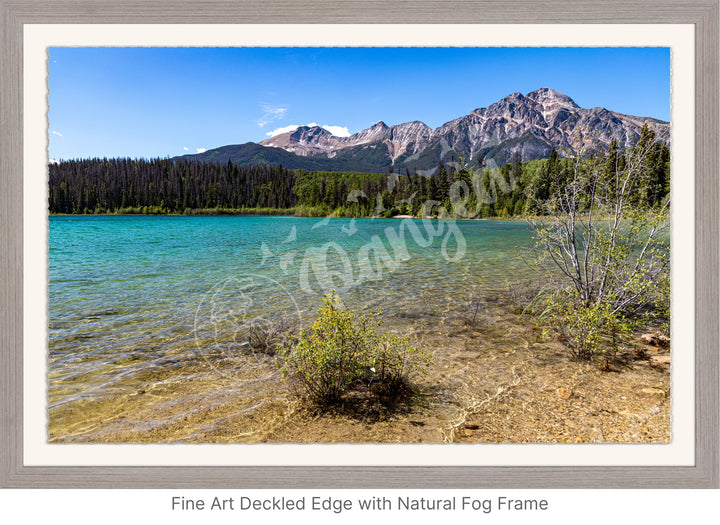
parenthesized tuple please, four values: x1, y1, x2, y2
(48, 215, 538, 429)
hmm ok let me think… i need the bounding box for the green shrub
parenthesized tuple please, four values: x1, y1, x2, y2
(541, 288, 635, 366)
(278, 294, 432, 406)
(654, 271, 671, 337)
(365, 334, 432, 399)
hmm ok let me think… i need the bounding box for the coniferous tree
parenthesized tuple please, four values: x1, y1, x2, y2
(437, 161, 450, 208)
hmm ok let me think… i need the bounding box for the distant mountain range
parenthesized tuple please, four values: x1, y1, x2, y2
(177, 88, 670, 174)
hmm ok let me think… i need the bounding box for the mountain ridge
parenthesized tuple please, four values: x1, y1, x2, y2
(179, 88, 669, 174)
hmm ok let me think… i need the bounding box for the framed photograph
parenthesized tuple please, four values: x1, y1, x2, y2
(1, 1, 717, 488)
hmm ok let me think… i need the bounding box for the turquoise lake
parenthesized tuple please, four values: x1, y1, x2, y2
(48, 215, 538, 411)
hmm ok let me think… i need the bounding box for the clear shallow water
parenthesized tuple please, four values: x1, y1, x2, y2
(48, 215, 537, 409)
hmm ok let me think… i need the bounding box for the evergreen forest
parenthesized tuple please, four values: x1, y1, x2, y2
(49, 127, 669, 219)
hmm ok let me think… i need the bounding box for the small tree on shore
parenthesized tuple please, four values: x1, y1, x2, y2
(527, 127, 670, 362)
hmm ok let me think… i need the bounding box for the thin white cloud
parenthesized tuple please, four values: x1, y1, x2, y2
(49, 159, 60, 164)
(51, 130, 63, 137)
(183, 146, 189, 151)
(322, 125, 351, 137)
(266, 124, 301, 137)
(265, 123, 351, 138)
(196, 148, 207, 154)
(257, 104, 288, 127)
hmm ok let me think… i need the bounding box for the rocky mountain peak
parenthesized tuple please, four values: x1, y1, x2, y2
(290, 125, 333, 140)
(391, 120, 431, 133)
(505, 92, 526, 101)
(526, 87, 579, 108)
(348, 121, 391, 143)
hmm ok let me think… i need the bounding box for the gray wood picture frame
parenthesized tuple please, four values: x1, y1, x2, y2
(1, 0, 718, 489)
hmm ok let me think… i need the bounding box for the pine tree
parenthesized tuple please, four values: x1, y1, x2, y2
(436, 161, 448, 202)
(511, 151, 521, 186)
(426, 174, 438, 202)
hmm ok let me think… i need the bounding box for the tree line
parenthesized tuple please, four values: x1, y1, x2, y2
(49, 125, 669, 218)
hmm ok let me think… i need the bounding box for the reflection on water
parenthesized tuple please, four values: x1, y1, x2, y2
(48, 216, 537, 421)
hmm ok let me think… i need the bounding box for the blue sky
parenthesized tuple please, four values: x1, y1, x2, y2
(48, 47, 670, 160)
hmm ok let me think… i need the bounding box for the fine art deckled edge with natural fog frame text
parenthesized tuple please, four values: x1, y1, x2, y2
(1, 1, 717, 488)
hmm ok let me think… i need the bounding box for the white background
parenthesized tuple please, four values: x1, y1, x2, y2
(0, 489, 718, 523)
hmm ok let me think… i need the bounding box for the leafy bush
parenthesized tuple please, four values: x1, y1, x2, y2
(654, 272, 671, 337)
(278, 294, 432, 406)
(365, 334, 433, 400)
(541, 288, 636, 366)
